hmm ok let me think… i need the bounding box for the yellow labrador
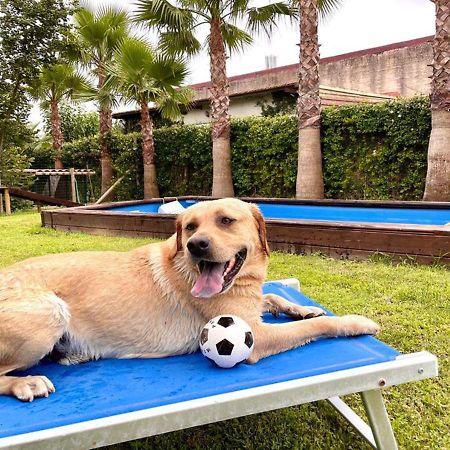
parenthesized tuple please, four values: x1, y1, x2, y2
(0, 198, 379, 401)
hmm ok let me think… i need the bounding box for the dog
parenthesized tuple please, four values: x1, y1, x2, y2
(0, 198, 379, 401)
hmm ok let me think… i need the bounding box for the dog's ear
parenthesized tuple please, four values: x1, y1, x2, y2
(250, 204, 270, 256)
(169, 216, 183, 259)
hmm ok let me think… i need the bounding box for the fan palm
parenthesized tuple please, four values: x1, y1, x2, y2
(30, 64, 90, 169)
(109, 37, 192, 198)
(295, 0, 341, 199)
(136, 0, 295, 197)
(73, 5, 129, 194)
(423, 0, 450, 201)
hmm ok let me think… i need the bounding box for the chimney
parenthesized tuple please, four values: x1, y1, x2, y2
(265, 55, 277, 69)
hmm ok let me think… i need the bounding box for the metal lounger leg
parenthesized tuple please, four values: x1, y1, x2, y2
(361, 389, 398, 450)
(328, 396, 376, 448)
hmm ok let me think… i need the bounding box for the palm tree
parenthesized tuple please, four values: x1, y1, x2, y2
(109, 37, 192, 198)
(423, 0, 450, 201)
(295, 0, 340, 199)
(30, 64, 89, 169)
(73, 5, 129, 194)
(136, 0, 294, 197)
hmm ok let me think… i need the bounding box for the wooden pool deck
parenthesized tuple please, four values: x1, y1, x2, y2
(41, 196, 450, 265)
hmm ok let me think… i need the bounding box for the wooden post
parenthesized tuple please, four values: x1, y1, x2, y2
(4, 188, 11, 215)
(95, 175, 125, 204)
(0, 193, 3, 214)
(70, 168, 77, 203)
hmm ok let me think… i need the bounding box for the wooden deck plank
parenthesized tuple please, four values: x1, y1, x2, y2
(41, 197, 450, 265)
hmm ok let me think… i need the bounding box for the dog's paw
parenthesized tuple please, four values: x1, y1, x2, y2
(286, 304, 326, 320)
(338, 315, 380, 336)
(10, 375, 55, 402)
(264, 294, 326, 319)
(57, 353, 90, 365)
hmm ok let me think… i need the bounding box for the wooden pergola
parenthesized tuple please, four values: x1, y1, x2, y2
(24, 168, 96, 204)
(0, 169, 96, 214)
(0, 186, 11, 215)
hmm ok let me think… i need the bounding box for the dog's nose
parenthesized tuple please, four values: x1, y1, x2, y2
(187, 236, 210, 257)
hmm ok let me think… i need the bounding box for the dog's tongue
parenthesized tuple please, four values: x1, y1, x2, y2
(191, 261, 226, 298)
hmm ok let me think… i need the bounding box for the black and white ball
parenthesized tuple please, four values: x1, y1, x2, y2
(199, 315, 254, 368)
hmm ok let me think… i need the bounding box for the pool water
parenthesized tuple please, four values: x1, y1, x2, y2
(107, 200, 450, 226)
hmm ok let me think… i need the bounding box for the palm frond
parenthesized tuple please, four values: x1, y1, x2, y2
(247, 2, 297, 36)
(156, 86, 192, 121)
(290, 0, 342, 18)
(109, 35, 191, 114)
(179, 0, 211, 16)
(135, 0, 194, 29)
(29, 64, 94, 109)
(64, 71, 93, 102)
(96, 5, 129, 28)
(73, 7, 95, 30)
(317, 0, 342, 18)
(149, 54, 190, 88)
(220, 22, 253, 53)
(74, 5, 129, 65)
(158, 30, 202, 56)
(227, 0, 250, 20)
(82, 76, 120, 110)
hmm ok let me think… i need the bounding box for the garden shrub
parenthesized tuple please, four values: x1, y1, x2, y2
(321, 96, 430, 200)
(47, 96, 431, 201)
(43, 103, 99, 143)
(0, 145, 34, 210)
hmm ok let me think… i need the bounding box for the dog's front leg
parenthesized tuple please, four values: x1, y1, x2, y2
(263, 293, 325, 319)
(247, 315, 380, 364)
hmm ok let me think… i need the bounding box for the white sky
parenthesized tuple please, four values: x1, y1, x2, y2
(30, 0, 435, 122)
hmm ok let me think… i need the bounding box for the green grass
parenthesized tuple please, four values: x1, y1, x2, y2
(1, 211, 449, 450)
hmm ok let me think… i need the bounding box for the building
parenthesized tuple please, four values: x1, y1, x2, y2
(113, 36, 432, 127)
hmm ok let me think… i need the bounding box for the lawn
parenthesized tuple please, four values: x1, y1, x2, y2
(1, 211, 449, 450)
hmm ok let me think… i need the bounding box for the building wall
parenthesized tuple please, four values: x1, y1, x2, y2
(320, 40, 432, 96)
(115, 38, 433, 126)
(183, 94, 270, 125)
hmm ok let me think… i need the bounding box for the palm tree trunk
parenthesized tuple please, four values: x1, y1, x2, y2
(140, 101, 160, 199)
(209, 18, 234, 197)
(295, 0, 324, 199)
(50, 99, 64, 169)
(98, 66, 113, 194)
(423, 0, 450, 201)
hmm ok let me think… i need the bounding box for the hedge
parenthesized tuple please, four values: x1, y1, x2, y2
(41, 96, 430, 201)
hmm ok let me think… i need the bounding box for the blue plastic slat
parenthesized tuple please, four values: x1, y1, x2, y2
(0, 284, 398, 439)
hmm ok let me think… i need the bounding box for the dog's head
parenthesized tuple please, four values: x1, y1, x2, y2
(171, 198, 269, 299)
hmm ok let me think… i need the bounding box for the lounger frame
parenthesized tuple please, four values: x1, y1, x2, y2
(0, 279, 438, 450)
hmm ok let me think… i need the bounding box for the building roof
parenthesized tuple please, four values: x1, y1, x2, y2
(23, 169, 96, 176)
(113, 36, 431, 119)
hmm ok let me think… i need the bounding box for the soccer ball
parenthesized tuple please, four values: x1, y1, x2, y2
(199, 315, 254, 368)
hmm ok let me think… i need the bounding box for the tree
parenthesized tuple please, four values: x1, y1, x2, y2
(109, 37, 192, 198)
(73, 5, 129, 194)
(295, 0, 341, 199)
(423, 0, 450, 201)
(44, 103, 99, 143)
(0, 0, 75, 184)
(29, 64, 90, 168)
(136, 0, 294, 197)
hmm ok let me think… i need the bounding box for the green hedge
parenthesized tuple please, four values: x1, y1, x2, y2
(46, 96, 430, 201)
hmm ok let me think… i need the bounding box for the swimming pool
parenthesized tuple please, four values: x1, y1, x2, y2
(42, 196, 450, 265)
(108, 199, 450, 226)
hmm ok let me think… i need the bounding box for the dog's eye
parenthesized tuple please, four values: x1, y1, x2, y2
(185, 223, 197, 231)
(221, 217, 235, 225)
